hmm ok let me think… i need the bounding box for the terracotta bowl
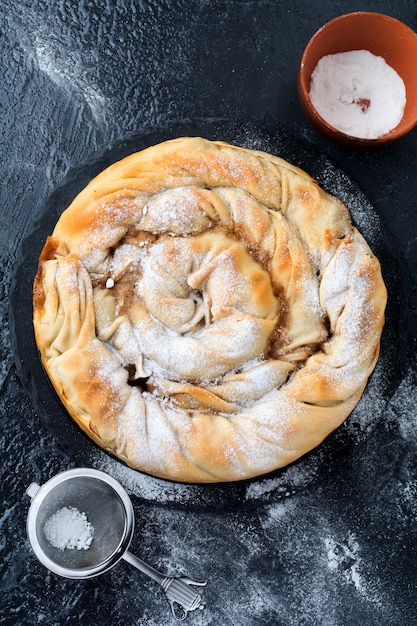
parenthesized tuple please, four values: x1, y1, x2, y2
(298, 12, 417, 147)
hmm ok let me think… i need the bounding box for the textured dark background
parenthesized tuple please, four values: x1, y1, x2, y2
(1, 1, 417, 625)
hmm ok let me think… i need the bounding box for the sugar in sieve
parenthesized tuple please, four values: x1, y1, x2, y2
(25, 468, 207, 620)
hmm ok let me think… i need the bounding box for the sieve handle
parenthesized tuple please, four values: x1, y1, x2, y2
(122, 550, 166, 585)
(122, 550, 206, 620)
(26, 483, 41, 499)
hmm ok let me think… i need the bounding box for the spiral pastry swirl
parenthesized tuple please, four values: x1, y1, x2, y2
(33, 137, 387, 482)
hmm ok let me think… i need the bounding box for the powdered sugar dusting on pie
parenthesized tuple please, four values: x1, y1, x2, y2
(33, 137, 387, 483)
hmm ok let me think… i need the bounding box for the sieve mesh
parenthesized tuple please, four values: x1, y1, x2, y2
(32, 475, 129, 571)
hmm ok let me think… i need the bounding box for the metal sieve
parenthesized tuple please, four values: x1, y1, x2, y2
(26, 468, 206, 620)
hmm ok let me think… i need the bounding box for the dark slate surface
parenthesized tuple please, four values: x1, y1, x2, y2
(1, 1, 417, 625)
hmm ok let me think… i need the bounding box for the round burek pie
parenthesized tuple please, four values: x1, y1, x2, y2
(33, 137, 387, 483)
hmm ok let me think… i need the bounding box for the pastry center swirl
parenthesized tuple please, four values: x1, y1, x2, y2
(92, 183, 329, 403)
(137, 232, 279, 381)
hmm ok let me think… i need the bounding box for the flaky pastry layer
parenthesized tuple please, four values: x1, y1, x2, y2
(33, 137, 387, 482)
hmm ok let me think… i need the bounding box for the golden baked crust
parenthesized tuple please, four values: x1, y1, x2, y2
(33, 137, 387, 482)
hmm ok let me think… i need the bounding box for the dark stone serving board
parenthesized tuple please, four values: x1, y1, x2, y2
(9, 119, 408, 510)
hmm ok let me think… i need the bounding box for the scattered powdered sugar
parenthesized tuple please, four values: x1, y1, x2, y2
(381, 366, 417, 522)
(385, 366, 417, 442)
(325, 533, 370, 597)
(245, 459, 319, 501)
(257, 500, 399, 623)
(401, 479, 417, 522)
(44, 506, 94, 551)
(343, 349, 390, 437)
(91, 453, 200, 505)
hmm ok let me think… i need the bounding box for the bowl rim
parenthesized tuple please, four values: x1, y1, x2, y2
(304, 10, 417, 42)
